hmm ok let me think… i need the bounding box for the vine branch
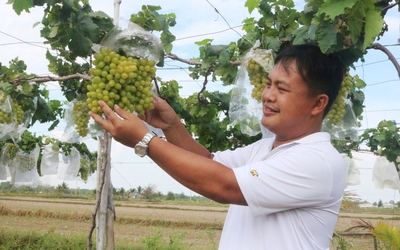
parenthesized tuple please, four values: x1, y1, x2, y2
(165, 53, 241, 66)
(370, 42, 400, 78)
(10, 73, 91, 85)
(381, 1, 399, 16)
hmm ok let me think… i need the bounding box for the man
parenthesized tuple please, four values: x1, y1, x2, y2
(89, 44, 347, 249)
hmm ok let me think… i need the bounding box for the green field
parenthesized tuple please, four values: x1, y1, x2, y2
(1, 194, 400, 249)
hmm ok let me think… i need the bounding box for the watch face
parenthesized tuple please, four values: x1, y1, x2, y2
(135, 144, 148, 157)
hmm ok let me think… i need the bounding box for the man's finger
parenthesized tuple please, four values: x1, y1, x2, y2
(114, 104, 132, 120)
(89, 110, 113, 131)
(98, 100, 121, 123)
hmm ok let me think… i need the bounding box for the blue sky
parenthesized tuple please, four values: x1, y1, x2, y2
(1, 0, 400, 203)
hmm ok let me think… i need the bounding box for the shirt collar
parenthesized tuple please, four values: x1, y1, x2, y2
(273, 132, 331, 151)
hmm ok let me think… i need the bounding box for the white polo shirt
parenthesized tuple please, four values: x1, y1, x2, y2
(213, 132, 346, 250)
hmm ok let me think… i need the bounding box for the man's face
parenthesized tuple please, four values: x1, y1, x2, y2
(261, 60, 318, 139)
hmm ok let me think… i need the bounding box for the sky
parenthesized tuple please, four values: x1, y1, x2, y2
(1, 0, 400, 203)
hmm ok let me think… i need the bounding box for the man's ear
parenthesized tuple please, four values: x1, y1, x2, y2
(311, 94, 329, 116)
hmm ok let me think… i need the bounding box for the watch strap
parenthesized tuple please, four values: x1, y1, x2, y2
(138, 132, 156, 146)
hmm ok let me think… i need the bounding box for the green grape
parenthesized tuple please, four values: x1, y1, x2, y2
(73, 100, 90, 137)
(87, 47, 157, 116)
(247, 58, 269, 102)
(326, 71, 353, 125)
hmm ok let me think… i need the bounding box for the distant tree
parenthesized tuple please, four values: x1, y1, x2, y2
(142, 184, 157, 200)
(137, 186, 143, 194)
(56, 182, 69, 194)
(166, 191, 175, 200)
(118, 187, 126, 196)
(378, 199, 383, 208)
(373, 202, 378, 206)
(178, 192, 187, 199)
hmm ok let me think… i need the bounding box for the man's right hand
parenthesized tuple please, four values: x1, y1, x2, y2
(139, 95, 180, 131)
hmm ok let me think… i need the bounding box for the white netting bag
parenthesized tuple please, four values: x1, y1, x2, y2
(9, 144, 40, 188)
(372, 156, 400, 190)
(58, 147, 80, 181)
(342, 154, 360, 187)
(229, 41, 275, 138)
(40, 143, 60, 175)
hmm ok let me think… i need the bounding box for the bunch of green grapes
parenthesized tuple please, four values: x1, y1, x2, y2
(0, 92, 24, 125)
(0, 91, 11, 124)
(16, 154, 36, 172)
(87, 47, 157, 115)
(5, 143, 18, 160)
(247, 58, 269, 102)
(79, 157, 96, 181)
(326, 71, 353, 125)
(73, 100, 90, 137)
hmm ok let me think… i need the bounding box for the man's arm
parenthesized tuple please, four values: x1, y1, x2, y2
(89, 100, 246, 205)
(141, 96, 212, 158)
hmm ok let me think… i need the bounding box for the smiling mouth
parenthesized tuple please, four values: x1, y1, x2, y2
(264, 106, 279, 113)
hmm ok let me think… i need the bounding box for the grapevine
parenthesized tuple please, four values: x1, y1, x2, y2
(247, 58, 269, 102)
(326, 71, 353, 125)
(73, 100, 90, 137)
(87, 47, 157, 115)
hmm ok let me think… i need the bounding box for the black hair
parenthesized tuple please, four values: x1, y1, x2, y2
(274, 44, 346, 117)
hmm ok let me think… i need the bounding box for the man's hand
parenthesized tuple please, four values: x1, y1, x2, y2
(138, 95, 180, 131)
(89, 100, 149, 148)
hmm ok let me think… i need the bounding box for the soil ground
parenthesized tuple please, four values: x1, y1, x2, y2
(1, 196, 399, 249)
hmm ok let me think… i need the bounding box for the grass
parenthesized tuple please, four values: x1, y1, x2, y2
(1, 195, 400, 249)
(0, 229, 194, 250)
(0, 229, 88, 250)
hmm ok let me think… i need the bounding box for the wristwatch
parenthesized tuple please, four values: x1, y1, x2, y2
(134, 132, 156, 157)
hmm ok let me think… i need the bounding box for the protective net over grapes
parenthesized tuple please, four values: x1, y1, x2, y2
(229, 42, 275, 137)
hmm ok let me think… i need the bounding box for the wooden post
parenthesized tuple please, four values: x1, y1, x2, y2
(95, 132, 115, 250)
(89, 2, 121, 249)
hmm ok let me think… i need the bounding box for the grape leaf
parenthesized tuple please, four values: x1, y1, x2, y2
(317, 0, 357, 18)
(7, 0, 33, 15)
(363, 8, 384, 49)
(245, 0, 260, 14)
(346, 17, 363, 45)
(315, 20, 337, 53)
(22, 82, 33, 94)
(68, 28, 92, 57)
